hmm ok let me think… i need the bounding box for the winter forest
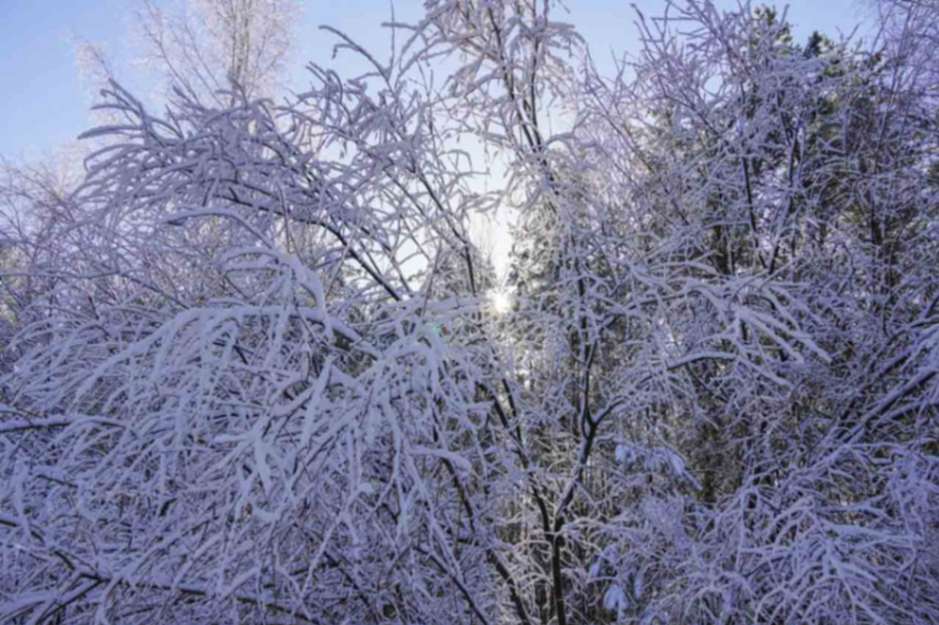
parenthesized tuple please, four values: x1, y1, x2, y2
(0, 0, 937, 623)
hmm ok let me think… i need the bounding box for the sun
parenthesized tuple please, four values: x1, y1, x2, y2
(487, 288, 513, 315)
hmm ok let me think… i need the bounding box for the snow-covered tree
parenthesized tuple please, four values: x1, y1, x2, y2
(1, 1, 935, 624)
(136, 0, 298, 104)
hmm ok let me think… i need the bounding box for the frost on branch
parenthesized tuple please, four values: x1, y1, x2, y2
(1, 1, 936, 624)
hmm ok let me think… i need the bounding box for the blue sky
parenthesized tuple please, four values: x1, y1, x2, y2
(0, 0, 874, 161)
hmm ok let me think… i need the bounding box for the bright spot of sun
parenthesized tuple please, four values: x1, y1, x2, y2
(488, 289, 513, 315)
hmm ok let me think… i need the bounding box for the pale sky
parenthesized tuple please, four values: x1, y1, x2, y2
(0, 0, 875, 160)
(0, 1, 875, 279)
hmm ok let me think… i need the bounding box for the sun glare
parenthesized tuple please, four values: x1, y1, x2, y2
(488, 289, 513, 315)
